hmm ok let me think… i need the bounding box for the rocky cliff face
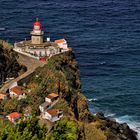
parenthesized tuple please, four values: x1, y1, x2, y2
(0, 41, 26, 85)
(26, 49, 138, 140)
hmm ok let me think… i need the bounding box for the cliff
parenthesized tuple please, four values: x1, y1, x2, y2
(0, 41, 26, 85)
(26, 49, 137, 140)
(0, 41, 137, 139)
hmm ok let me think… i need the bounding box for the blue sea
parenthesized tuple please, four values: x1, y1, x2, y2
(0, 0, 140, 137)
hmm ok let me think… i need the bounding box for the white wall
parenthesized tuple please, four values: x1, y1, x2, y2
(51, 116, 61, 122)
(58, 43, 68, 49)
(42, 111, 63, 122)
(42, 112, 51, 120)
(45, 98, 52, 103)
(39, 106, 44, 112)
(9, 91, 18, 97)
(27, 47, 59, 57)
(18, 94, 26, 100)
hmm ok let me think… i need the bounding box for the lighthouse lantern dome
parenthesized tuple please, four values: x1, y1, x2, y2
(33, 18, 42, 30)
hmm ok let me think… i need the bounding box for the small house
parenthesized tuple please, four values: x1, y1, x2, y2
(7, 112, 22, 123)
(45, 93, 59, 103)
(9, 86, 26, 99)
(39, 102, 51, 113)
(0, 92, 9, 101)
(42, 109, 63, 122)
(55, 39, 68, 50)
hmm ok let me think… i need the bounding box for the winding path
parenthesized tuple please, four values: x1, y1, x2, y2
(0, 54, 46, 93)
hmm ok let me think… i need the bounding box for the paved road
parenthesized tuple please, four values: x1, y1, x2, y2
(0, 54, 46, 93)
(17, 54, 45, 70)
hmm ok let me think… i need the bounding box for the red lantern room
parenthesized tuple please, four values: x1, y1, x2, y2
(33, 18, 42, 30)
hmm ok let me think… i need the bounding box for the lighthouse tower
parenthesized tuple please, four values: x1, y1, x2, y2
(31, 19, 44, 45)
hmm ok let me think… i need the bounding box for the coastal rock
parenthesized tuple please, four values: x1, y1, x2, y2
(103, 119, 138, 140)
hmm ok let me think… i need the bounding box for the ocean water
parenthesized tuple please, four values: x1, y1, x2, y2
(0, 0, 140, 137)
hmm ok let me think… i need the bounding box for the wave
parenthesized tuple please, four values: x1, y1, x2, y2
(88, 93, 140, 102)
(91, 109, 140, 139)
(105, 113, 116, 118)
(114, 115, 140, 140)
(87, 98, 98, 102)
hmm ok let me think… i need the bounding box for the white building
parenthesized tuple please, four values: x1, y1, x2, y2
(42, 109, 63, 122)
(26, 46, 60, 57)
(45, 93, 59, 103)
(55, 39, 68, 50)
(9, 86, 26, 100)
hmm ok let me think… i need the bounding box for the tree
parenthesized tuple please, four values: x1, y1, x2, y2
(0, 117, 47, 140)
(46, 119, 78, 140)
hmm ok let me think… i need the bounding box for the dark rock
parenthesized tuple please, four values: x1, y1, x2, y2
(122, 123, 129, 130)
(106, 120, 138, 140)
(96, 112, 106, 120)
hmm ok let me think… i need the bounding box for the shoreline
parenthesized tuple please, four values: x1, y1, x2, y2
(115, 117, 140, 140)
(88, 98, 139, 139)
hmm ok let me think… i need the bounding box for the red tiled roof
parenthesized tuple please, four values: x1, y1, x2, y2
(55, 39, 66, 44)
(47, 93, 59, 99)
(47, 109, 61, 117)
(10, 86, 23, 95)
(8, 112, 22, 119)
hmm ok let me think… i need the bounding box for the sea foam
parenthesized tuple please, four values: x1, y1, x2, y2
(115, 115, 140, 140)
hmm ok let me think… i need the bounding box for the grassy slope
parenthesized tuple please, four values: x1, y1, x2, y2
(25, 50, 107, 139)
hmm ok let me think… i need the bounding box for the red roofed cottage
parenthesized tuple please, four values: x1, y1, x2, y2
(45, 93, 59, 103)
(9, 86, 26, 100)
(7, 112, 22, 123)
(55, 39, 68, 50)
(42, 109, 63, 122)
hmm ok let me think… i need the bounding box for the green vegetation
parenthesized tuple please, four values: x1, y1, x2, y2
(0, 117, 47, 140)
(0, 98, 28, 114)
(46, 118, 78, 140)
(24, 50, 91, 120)
(0, 117, 78, 140)
(84, 123, 107, 140)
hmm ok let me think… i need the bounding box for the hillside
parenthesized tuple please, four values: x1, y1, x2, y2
(0, 41, 26, 85)
(24, 50, 137, 140)
(0, 47, 138, 140)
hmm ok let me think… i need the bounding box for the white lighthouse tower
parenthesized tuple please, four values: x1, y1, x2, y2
(31, 19, 44, 45)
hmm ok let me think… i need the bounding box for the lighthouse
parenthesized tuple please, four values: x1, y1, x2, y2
(14, 19, 69, 60)
(31, 19, 44, 45)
